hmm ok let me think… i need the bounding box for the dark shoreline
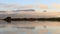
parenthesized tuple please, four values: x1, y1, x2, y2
(2, 17, 60, 22)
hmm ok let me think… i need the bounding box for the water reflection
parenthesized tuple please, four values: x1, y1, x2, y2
(0, 20, 60, 34)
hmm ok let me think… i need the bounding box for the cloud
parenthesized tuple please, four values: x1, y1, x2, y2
(0, 4, 34, 9)
(23, 5, 34, 8)
(39, 4, 48, 9)
(0, 3, 35, 11)
(4, 4, 21, 8)
(4, 4, 34, 8)
(15, 11, 60, 18)
(52, 3, 60, 8)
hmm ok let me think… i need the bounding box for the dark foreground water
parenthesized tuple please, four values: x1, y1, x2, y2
(0, 20, 60, 34)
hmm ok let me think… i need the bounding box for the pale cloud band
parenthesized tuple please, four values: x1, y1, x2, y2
(0, 3, 60, 11)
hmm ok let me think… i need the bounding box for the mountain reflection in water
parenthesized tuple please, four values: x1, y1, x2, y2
(0, 20, 60, 34)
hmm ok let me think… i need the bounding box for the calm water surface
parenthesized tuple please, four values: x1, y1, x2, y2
(0, 20, 60, 34)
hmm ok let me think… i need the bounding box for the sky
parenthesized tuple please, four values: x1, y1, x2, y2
(0, 0, 60, 11)
(0, 0, 59, 5)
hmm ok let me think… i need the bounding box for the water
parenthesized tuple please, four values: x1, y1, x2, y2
(0, 20, 60, 34)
